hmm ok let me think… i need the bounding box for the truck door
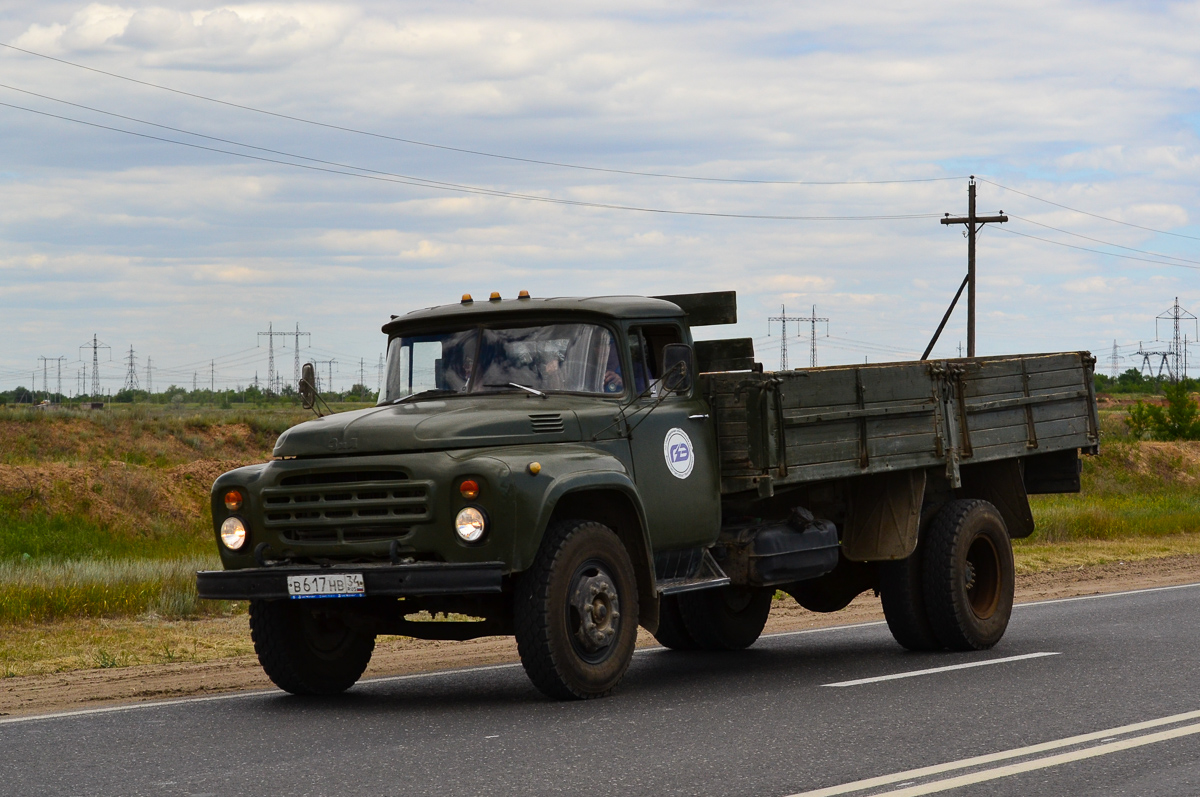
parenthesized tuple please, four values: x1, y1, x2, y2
(625, 323, 721, 552)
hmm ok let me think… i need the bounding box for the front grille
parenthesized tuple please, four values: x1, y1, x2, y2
(529, 413, 565, 433)
(263, 470, 433, 543)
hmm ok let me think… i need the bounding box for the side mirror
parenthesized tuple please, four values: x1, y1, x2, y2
(661, 343, 694, 394)
(300, 362, 317, 410)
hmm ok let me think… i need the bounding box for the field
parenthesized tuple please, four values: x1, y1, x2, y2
(2, 399, 1199, 678)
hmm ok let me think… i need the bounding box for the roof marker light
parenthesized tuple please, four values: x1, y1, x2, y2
(518, 290, 531, 299)
(490, 292, 502, 301)
(462, 294, 473, 304)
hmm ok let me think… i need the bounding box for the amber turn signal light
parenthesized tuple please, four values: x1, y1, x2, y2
(223, 489, 244, 511)
(459, 479, 480, 499)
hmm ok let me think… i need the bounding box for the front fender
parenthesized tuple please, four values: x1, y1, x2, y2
(460, 444, 650, 573)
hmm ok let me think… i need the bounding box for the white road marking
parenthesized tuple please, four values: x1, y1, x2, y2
(784, 708, 1200, 797)
(851, 721, 1200, 796)
(1, 581, 1196, 725)
(822, 652, 1060, 687)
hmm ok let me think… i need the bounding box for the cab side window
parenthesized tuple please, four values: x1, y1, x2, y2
(628, 324, 683, 396)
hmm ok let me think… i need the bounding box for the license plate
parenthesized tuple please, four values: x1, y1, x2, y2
(287, 572, 365, 599)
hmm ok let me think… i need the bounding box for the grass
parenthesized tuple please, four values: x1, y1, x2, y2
(0, 614, 254, 678)
(1027, 437, 1200, 543)
(1, 403, 1199, 675)
(0, 557, 232, 624)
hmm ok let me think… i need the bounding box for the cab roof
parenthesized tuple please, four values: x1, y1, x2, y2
(382, 295, 685, 334)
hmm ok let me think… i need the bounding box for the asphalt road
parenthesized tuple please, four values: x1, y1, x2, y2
(5, 583, 1200, 797)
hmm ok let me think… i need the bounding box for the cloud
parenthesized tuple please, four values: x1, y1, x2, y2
(2, 1, 1200, 386)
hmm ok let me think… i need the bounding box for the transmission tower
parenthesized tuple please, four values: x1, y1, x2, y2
(122, 346, 140, 392)
(258, 323, 291, 394)
(292, 324, 310, 388)
(1106, 340, 1123, 378)
(1136, 341, 1174, 380)
(1156, 297, 1197, 381)
(377, 353, 384, 396)
(37, 356, 51, 399)
(193, 372, 198, 392)
(145, 357, 153, 395)
(78, 335, 111, 397)
(312, 359, 338, 394)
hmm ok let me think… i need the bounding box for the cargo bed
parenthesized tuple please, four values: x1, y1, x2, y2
(701, 352, 1099, 495)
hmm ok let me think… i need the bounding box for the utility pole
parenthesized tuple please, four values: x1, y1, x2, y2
(258, 323, 291, 395)
(79, 335, 111, 397)
(359, 357, 366, 400)
(377, 353, 385, 396)
(1107, 340, 1123, 378)
(122, 346, 140, 392)
(145, 357, 153, 395)
(193, 372, 198, 393)
(211, 360, 215, 393)
(1156, 297, 1197, 382)
(939, 177, 1008, 357)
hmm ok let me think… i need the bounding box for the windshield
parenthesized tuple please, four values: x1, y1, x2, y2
(380, 323, 624, 403)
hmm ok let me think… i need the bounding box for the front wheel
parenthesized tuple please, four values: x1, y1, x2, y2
(922, 499, 1015, 651)
(249, 599, 375, 695)
(514, 519, 640, 700)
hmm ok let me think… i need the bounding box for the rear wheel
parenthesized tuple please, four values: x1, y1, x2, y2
(678, 586, 772, 650)
(514, 519, 640, 700)
(249, 599, 375, 695)
(922, 499, 1015, 651)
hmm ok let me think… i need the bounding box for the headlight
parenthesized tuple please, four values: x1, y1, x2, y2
(220, 516, 247, 550)
(455, 507, 487, 542)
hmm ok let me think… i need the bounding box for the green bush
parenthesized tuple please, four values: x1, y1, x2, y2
(1126, 383, 1200, 441)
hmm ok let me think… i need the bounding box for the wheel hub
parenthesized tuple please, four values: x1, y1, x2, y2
(570, 571, 621, 653)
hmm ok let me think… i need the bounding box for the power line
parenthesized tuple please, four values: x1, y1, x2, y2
(0, 42, 965, 187)
(993, 226, 1200, 271)
(1008, 214, 1200, 268)
(979, 178, 1200, 243)
(0, 99, 941, 222)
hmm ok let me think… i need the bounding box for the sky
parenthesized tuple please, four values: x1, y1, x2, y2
(2, 1, 1200, 394)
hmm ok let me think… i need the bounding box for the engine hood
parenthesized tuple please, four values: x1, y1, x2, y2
(272, 399, 584, 458)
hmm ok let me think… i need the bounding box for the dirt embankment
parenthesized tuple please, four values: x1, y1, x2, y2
(3, 553, 1197, 718)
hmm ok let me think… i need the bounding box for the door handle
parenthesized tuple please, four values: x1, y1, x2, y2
(688, 414, 709, 420)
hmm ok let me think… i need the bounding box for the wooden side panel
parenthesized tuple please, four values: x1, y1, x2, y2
(701, 351, 1097, 495)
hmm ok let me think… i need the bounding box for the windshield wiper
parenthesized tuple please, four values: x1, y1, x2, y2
(483, 382, 547, 398)
(392, 389, 459, 405)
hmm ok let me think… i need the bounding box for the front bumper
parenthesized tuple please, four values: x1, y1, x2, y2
(196, 561, 505, 600)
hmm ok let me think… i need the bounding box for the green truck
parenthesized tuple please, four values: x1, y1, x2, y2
(197, 291, 1099, 700)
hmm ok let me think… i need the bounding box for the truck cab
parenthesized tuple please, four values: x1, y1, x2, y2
(199, 292, 735, 699)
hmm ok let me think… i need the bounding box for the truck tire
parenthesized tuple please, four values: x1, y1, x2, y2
(677, 586, 772, 650)
(652, 593, 700, 650)
(879, 547, 941, 652)
(514, 519, 640, 700)
(922, 499, 1015, 651)
(249, 599, 375, 695)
